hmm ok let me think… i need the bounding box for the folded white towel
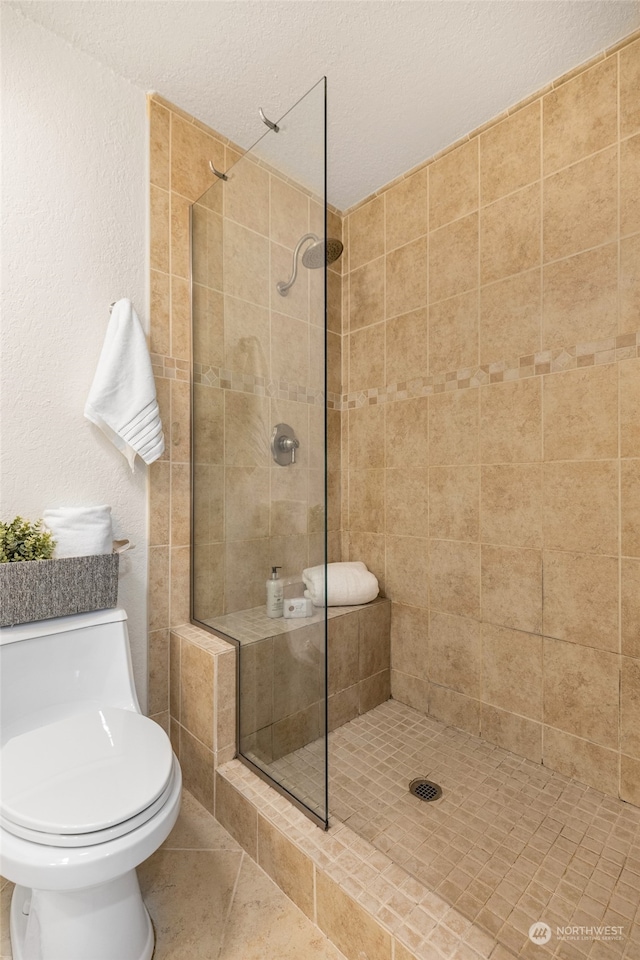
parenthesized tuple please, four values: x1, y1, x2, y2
(302, 561, 379, 607)
(84, 299, 164, 470)
(43, 506, 113, 559)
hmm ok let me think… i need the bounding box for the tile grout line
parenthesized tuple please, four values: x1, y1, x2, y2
(477, 132, 483, 720)
(539, 91, 546, 773)
(216, 848, 246, 960)
(616, 49, 623, 802)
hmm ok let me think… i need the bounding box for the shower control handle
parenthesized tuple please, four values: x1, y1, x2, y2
(271, 423, 300, 466)
(278, 435, 299, 463)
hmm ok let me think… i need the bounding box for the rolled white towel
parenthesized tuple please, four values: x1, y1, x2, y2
(302, 561, 379, 607)
(43, 506, 113, 559)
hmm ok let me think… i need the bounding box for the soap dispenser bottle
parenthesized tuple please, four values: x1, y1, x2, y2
(266, 566, 284, 618)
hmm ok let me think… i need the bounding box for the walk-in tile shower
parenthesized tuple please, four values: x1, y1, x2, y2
(187, 32, 640, 955)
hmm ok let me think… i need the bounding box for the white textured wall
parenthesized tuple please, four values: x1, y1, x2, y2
(1, 7, 150, 708)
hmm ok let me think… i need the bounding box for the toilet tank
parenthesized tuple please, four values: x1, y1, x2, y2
(0, 608, 140, 743)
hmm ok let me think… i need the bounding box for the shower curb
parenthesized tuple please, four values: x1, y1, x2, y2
(215, 759, 508, 960)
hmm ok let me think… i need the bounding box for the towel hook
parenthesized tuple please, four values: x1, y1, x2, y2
(259, 108, 279, 133)
(209, 160, 228, 181)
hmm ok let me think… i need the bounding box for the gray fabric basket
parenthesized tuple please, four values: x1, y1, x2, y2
(0, 554, 119, 627)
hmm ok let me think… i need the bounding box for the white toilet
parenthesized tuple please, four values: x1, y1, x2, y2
(0, 608, 182, 960)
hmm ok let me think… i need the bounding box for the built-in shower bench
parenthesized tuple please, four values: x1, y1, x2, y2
(164, 596, 391, 815)
(206, 596, 391, 760)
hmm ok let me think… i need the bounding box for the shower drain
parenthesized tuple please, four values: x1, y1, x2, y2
(409, 778, 442, 802)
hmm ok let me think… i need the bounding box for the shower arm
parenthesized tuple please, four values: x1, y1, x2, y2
(276, 233, 320, 297)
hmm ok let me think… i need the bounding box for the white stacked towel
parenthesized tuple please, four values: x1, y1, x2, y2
(302, 561, 379, 607)
(84, 299, 164, 470)
(43, 506, 113, 559)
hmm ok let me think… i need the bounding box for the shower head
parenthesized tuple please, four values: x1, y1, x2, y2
(277, 233, 344, 296)
(301, 236, 344, 269)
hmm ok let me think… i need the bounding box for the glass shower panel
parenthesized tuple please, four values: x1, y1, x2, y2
(191, 79, 329, 827)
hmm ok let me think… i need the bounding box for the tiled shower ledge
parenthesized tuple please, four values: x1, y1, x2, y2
(204, 598, 380, 644)
(217, 758, 501, 960)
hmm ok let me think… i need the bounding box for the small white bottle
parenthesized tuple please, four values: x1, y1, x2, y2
(266, 566, 284, 618)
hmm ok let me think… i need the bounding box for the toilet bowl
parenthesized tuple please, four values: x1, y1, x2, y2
(0, 609, 182, 960)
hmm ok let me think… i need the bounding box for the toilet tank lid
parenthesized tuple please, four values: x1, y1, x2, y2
(0, 608, 127, 645)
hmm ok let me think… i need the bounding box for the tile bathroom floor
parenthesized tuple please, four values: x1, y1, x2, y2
(0, 791, 347, 960)
(269, 700, 640, 958)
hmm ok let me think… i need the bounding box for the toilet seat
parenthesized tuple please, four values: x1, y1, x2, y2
(0, 708, 174, 848)
(0, 763, 178, 847)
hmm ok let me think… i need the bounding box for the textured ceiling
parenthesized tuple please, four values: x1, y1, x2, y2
(9, 0, 640, 209)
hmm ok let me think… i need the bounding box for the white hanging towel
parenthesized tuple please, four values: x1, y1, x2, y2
(84, 299, 164, 470)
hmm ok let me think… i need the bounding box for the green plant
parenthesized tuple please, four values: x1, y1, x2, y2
(0, 516, 55, 562)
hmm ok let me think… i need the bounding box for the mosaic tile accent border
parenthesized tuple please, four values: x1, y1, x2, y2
(190, 358, 341, 408)
(151, 353, 190, 381)
(342, 332, 640, 410)
(193, 361, 325, 405)
(153, 333, 640, 413)
(153, 354, 340, 407)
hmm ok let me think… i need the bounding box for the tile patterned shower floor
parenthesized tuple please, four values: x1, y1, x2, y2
(269, 699, 640, 958)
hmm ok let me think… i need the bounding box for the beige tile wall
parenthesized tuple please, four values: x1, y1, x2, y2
(148, 95, 343, 721)
(148, 95, 204, 724)
(342, 33, 640, 804)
